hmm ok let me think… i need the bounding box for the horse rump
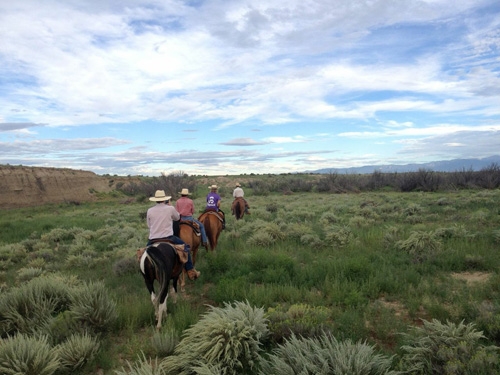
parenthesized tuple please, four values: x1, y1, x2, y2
(138, 243, 180, 328)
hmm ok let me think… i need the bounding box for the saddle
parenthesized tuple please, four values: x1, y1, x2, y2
(205, 210, 225, 223)
(137, 240, 188, 265)
(179, 219, 201, 237)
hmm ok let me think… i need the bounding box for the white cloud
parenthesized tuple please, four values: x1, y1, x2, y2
(0, 0, 498, 175)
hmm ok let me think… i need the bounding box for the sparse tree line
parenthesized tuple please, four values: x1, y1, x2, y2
(116, 163, 500, 197)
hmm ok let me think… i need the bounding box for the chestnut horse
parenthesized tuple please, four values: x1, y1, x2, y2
(198, 210, 224, 251)
(178, 220, 201, 291)
(137, 243, 183, 329)
(232, 197, 246, 220)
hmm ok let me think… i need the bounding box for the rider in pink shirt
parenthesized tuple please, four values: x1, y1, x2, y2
(175, 188, 208, 248)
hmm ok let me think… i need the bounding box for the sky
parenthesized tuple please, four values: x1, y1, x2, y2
(1, 0, 499, 176)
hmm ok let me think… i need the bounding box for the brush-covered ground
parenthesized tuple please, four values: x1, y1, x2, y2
(1, 186, 500, 374)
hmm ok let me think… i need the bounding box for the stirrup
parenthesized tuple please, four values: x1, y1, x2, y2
(187, 269, 200, 280)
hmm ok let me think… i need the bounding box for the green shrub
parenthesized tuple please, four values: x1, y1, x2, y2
(247, 232, 275, 247)
(161, 301, 269, 375)
(266, 202, 279, 213)
(285, 222, 313, 240)
(263, 222, 287, 241)
(112, 257, 138, 276)
(402, 203, 424, 216)
(150, 328, 179, 357)
(0, 275, 72, 336)
(399, 319, 500, 374)
(325, 225, 354, 247)
(396, 230, 442, 263)
(70, 280, 118, 333)
(349, 215, 375, 228)
(434, 224, 470, 239)
(55, 332, 100, 372)
(0, 243, 28, 264)
(16, 267, 44, 282)
(320, 211, 341, 225)
(0, 334, 59, 375)
(266, 303, 334, 344)
(383, 225, 403, 249)
(492, 229, 500, 243)
(259, 332, 398, 375)
(300, 233, 324, 248)
(115, 353, 162, 375)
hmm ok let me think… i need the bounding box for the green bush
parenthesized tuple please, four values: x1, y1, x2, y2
(115, 353, 162, 375)
(112, 257, 138, 276)
(266, 202, 279, 213)
(55, 332, 100, 372)
(320, 211, 340, 225)
(396, 230, 442, 263)
(0, 334, 59, 375)
(399, 319, 500, 374)
(325, 225, 354, 247)
(16, 267, 44, 282)
(247, 232, 275, 247)
(259, 332, 398, 375)
(266, 303, 334, 344)
(161, 301, 269, 375)
(69, 280, 118, 333)
(0, 275, 72, 336)
(150, 328, 179, 357)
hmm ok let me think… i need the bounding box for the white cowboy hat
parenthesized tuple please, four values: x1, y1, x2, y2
(235, 183, 241, 187)
(179, 188, 191, 195)
(208, 184, 218, 189)
(149, 190, 171, 202)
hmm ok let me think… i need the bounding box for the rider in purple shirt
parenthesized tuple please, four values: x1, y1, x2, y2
(205, 184, 225, 229)
(206, 185, 221, 211)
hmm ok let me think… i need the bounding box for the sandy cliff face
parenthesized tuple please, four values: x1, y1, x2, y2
(0, 166, 118, 209)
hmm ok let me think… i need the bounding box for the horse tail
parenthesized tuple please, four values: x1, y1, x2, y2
(146, 244, 173, 304)
(234, 198, 243, 219)
(200, 213, 213, 250)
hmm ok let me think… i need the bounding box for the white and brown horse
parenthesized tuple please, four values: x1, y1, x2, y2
(137, 242, 183, 329)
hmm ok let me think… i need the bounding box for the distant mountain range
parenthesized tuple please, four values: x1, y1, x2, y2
(309, 155, 500, 174)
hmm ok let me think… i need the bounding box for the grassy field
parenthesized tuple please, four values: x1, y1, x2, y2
(1, 187, 500, 374)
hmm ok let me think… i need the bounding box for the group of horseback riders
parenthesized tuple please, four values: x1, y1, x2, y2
(145, 183, 250, 282)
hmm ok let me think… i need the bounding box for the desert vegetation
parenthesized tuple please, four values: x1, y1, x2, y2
(1, 171, 500, 374)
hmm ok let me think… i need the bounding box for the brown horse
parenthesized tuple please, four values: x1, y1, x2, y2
(198, 210, 224, 251)
(232, 197, 246, 220)
(178, 220, 201, 291)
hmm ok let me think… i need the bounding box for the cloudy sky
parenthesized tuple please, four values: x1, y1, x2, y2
(1, 0, 499, 176)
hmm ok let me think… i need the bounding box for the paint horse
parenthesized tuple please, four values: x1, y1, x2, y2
(198, 210, 224, 251)
(137, 242, 185, 329)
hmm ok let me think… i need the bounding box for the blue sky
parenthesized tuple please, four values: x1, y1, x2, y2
(1, 0, 499, 176)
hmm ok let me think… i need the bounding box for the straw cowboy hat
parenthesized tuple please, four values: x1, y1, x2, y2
(149, 190, 171, 202)
(179, 188, 191, 195)
(208, 184, 218, 189)
(235, 183, 241, 187)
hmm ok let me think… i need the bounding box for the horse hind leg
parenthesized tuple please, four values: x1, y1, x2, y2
(156, 294, 168, 329)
